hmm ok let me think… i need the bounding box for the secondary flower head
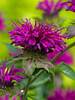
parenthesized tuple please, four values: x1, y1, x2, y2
(0, 63, 24, 88)
(65, 0, 75, 12)
(37, 0, 67, 16)
(0, 15, 5, 31)
(9, 20, 66, 55)
(55, 52, 73, 64)
(48, 89, 75, 100)
(47, 51, 73, 64)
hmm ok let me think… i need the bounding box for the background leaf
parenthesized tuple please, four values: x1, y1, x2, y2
(58, 63, 75, 80)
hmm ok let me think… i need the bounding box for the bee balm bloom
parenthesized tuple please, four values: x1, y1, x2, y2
(37, 0, 67, 16)
(0, 63, 24, 88)
(66, 0, 75, 12)
(9, 20, 66, 55)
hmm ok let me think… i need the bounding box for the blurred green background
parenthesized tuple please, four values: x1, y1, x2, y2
(0, 0, 75, 89)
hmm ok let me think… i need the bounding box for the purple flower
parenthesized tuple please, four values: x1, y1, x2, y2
(48, 89, 75, 100)
(0, 15, 5, 31)
(9, 20, 66, 55)
(0, 63, 24, 88)
(47, 51, 73, 64)
(0, 94, 22, 100)
(65, 0, 75, 12)
(37, 0, 67, 16)
(55, 52, 73, 64)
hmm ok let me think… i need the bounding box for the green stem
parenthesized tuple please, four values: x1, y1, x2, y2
(23, 79, 31, 100)
(31, 70, 44, 83)
(22, 70, 44, 99)
(7, 57, 31, 65)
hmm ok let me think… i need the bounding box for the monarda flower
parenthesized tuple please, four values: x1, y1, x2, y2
(0, 15, 5, 31)
(9, 20, 73, 64)
(0, 63, 24, 88)
(37, 0, 67, 16)
(9, 20, 66, 55)
(66, 0, 75, 12)
(48, 89, 75, 100)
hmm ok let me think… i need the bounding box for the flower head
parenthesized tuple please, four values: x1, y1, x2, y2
(0, 63, 24, 88)
(37, 0, 67, 16)
(65, 0, 75, 12)
(48, 89, 75, 100)
(9, 20, 66, 55)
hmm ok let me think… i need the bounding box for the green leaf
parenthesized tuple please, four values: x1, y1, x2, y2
(6, 43, 23, 57)
(29, 68, 53, 89)
(0, 42, 17, 52)
(0, 89, 6, 96)
(59, 63, 75, 80)
(27, 86, 45, 100)
(6, 43, 17, 52)
(15, 78, 29, 90)
(27, 76, 54, 100)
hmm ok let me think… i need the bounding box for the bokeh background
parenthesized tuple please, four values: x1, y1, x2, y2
(0, 0, 75, 89)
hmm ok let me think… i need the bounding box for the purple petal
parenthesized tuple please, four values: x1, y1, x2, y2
(28, 37, 36, 46)
(12, 96, 17, 100)
(9, 65, 24, 74)
(12, 75, 24, 82)
(4, 94, 9, 100)
(55, 52, 73, 64)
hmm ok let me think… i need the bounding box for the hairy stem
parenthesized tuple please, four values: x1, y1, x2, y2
(7, 57, 32, 65)
(22, 70, 44, 99)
